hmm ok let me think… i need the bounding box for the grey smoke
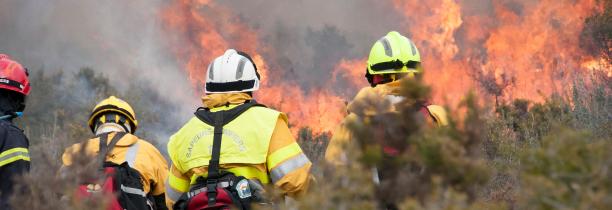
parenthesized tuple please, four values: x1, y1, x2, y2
(0, 0, 198, 142)
(3, 0, 585, 140)
(219, 0, 404, 93)
(0, 0, 197, 105)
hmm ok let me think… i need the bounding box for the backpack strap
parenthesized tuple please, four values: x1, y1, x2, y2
(205, 112, 223, 206)
(98, 132, 127, 169)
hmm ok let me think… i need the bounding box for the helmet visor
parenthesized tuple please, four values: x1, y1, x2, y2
(370, 60, 420, 72)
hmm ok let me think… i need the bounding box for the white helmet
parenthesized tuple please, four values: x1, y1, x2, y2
(205, 49, 261, 93)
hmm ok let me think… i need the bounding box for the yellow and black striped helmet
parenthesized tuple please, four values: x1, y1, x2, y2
(87, 96, 138, 134)
(365, 31, 422, 86)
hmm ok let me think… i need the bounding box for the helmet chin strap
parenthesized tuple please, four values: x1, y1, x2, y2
(0, 112, 23, 120)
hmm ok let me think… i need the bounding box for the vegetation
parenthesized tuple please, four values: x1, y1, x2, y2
(8, 64, 611, 210)
(6, 3, 612, 209)
(10, 68, 180, 209)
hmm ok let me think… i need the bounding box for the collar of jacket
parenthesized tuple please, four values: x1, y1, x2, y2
(95, 123, 129, 135)
(375, 79, 402, 96)
(378, 79, 430, 105)
(201, 93, 252, 109)
(96, 131, 137, 146)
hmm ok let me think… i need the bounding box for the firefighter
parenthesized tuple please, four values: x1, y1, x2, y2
(325, 31, 449, 165)
(0, 54, 31, 210)
(62, 96, 169, 209)
(166, 49, 312, 209)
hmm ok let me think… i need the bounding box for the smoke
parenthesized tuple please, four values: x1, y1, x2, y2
(219, 0, 403, 92)
(219, 0, 601, 103)
(0, 0, 199, 142)
(0, 0, 197, 106)
(0, 0, 605, 138)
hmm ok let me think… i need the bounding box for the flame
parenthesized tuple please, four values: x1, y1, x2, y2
(332, 59, 368, 89)
(161, 0, 608, 135)
(161, 0, 347, 134)
(582, 57, 612, 77)
(393, 0, 605, 104)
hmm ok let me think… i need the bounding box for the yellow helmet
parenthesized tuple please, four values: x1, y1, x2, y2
(366, 31, 422, 83)
(87, 96, 138, 134)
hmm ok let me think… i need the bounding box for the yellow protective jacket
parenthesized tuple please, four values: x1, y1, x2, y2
(62, 132, 169, 196)
(325, 80, 448, 165)
(165, 93, 312, 208)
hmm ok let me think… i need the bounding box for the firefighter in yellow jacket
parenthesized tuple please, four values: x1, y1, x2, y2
(62, 96, 169, 209)
(165, 49, 312, 209)
(325, 31, 449, 165)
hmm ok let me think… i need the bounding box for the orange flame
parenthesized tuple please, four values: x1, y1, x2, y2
(162, 0, 349, 134)
(582, 57, 612, 77)
(392, 0, 606, 104)
(162, 0, 608, 135)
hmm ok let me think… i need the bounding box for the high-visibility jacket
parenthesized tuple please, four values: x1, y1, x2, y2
(62, 132, 169, 197)
(165, 93, 312, 209)
(325, 80, 448, 165)
(0, 120, 30, 210)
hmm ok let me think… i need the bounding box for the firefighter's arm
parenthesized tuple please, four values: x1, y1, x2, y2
(145, 143, 169, 210)
(266, 115, 313, 197)
(0, 131, 30, 209)
(325, 124, 348, 165)
(0, 160, 29, 210)
(324, 114, 357, 165)
(148, 144, 169, 196)
(165, 164, 190, 209)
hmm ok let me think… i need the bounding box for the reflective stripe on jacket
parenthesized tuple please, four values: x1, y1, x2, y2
(0, 120, 30, 210)
(62, 132, 169, 196)
(165, 93, 312, 208)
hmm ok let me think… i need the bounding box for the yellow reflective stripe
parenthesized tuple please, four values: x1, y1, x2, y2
(270, 153, 310, 183)
(168, 173, 190, 193)
(0, 147, 28, 158)
(165, 181, 183, 201)
(268, 142, 302, 169)
(0, 148, 30, 167)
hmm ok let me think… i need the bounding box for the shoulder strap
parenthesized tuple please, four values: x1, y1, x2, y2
(194, 100, 266, 126)
(208, 112, 223, 179)
(204, 112, 223, 206)
(98, 132, 127, 169)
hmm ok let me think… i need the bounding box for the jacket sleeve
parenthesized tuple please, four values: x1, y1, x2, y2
(148, 144, 169, 196)
(141, 141, 169, 210)
(165, 163, 190, 209)
(0, 127, 30, 210)
(150, 151, 169, 210)
(266, 116, 313, 197)
(325, 114, 357, 165)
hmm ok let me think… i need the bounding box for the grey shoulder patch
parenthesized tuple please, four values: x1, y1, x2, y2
(379, 37, 393, 57)
(409, 40, 417, 56)
(235, 58, 246, 79)
(208, 62, 215, 80)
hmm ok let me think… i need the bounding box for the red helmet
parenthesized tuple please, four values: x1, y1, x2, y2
(0, 54, 30, 96)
